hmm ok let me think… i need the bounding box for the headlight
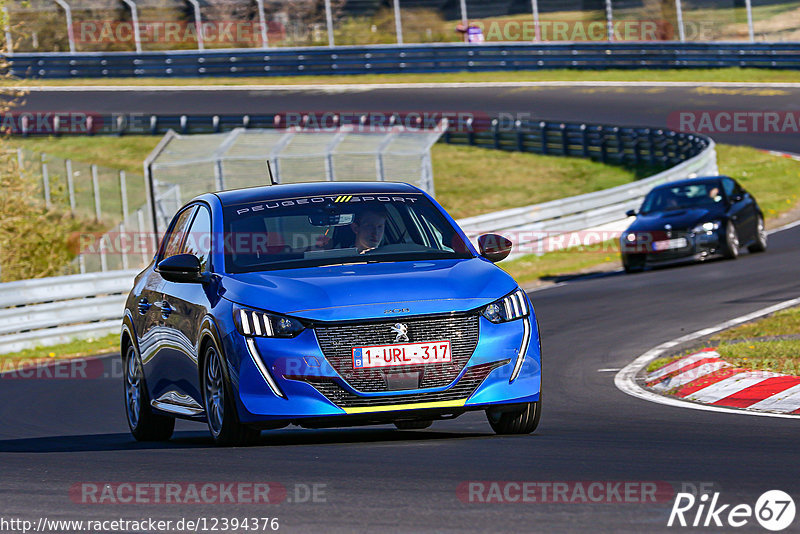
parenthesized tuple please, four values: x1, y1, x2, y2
(691, 221, 720, 233)
(234, 306, 305, 338)
(482, 289, 529, 323)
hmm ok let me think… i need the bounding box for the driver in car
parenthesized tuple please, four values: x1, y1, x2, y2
(351, 206, 387, 253)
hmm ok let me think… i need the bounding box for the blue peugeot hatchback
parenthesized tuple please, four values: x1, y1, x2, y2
(122, 182, 541, 445)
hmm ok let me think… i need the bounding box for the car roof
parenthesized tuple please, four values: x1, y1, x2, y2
(650, 176, 726, 191)
(209, 181, 422, 207)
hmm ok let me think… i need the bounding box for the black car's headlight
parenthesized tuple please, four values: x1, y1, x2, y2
(691, 221, 721, 233)
(234, 306, 305, 338)
(482, 289, 529, 323)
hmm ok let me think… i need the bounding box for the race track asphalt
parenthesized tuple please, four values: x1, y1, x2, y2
(2, 83, 799, 533)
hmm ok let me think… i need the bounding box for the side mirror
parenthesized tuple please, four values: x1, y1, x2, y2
(478, 234, 513, 263)
(157, 253, 203, 283)
(626, 209, 637, 218)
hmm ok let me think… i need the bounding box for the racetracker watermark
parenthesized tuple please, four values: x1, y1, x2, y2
(0, 112, 106, 135)
(457, 481, 676, 504)
(70, 482, 326, 505)
(0, 358, 111, 380)
(73, 21, 285, 46)
(74, 230, 629, 258)
(473, 19, 672, 42)
(668, 111, 800, 135)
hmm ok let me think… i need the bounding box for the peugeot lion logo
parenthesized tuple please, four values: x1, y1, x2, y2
(390, 323, 409, 343)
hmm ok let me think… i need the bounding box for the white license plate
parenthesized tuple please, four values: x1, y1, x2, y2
(652, 238, 688, 251)
(352, 341, 451, 369)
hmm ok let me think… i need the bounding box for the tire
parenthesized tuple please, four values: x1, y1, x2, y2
(486, 400, 541, 435)
(394, 420, 433, 430)
(622, 254, 644, 274)
(202, 343, 261, 447)
(123, 343, 175, 442)
(720, 221, 740, 260)
(748, 216, 767, 253)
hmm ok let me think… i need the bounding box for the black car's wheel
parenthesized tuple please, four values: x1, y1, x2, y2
(720, 222, 740, 259)
(394, 420, 433, 430)
(124, 344, 175, 442)
(622, 254, 644, 274)
(486, 400, 541, 435)
(748, 215, 768, 253)
(202, 343, 260, 447)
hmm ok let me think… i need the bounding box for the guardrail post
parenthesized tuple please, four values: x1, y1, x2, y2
(119, 170, 129, 224)
(492, 119, 500, 149)
(580, 124, 589, 158)
(99, 236, 108, 272)
(560, 123, 568, 155)
(393, 0, 403, 45)
(256, 0, 269, 48)
(459, 0, 468, 41)
(53, 0, 76, 53)
(675, 0, 686, 42)
(604, 0, 614, 42)
(516, 120, 524, 151)
(530, 0, 541, 41)
(745, 0, 755, 42)
(647, 129, 657, 166)
(91, 164, 101, 222)
(137, 209, 149, 265)
(65, 159, 76, 214)
(186, 0, 204, 50)
(614, 127, 623, 163)
(600, 128, 608, 163)
(3, 7, 12, 54)
(539, 122, 548, 155)
(324, 0, 334, 47)
(41, 153, 51, 208)
(121, 0, 142, 53)
(466, 117, 475, 145)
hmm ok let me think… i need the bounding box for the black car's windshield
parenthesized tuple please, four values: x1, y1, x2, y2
(640, 182, 724, 215)
(223, 193, 472, 273)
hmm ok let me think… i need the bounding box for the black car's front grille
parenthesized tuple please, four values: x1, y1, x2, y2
(313, 314, 480, 393)
(297, 360, 509, 408)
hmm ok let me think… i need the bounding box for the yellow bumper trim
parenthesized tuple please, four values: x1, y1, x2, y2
(342, 398, 468, 415)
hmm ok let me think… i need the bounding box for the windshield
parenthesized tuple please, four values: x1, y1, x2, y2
(640, 182, 724, 215)
(223, 193, 472, 273)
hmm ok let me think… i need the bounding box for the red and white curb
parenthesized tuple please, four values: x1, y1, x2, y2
(646, 348, 800, 415)
(762, 149, 800, 162)
(615, 296, 800, 419)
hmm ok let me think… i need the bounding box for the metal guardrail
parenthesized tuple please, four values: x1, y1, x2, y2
(5, 42, 800, 78)
(0, 270, 137, 354)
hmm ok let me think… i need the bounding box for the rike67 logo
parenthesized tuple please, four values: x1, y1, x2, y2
(668, 490, 795, 531)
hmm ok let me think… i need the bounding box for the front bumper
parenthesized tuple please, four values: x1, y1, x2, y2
(225, 313, 541, 424)
(621, 229, 723, 268)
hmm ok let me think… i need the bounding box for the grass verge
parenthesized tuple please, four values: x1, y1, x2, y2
(8, 68, 800, 87)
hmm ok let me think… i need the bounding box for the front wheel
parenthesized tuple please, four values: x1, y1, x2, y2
(486, 400, 541, 435)
(748, 216, 767, 253)
(720, 222, 740, 260)
(202, 343, 260, 447)
(124, 344, 174, 442)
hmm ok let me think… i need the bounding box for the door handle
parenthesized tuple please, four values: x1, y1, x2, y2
(137, 298, 150, 315)
(158, 301, 173, 320)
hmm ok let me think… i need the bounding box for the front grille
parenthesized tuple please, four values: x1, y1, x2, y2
(313, 314, 479, 393)
(298, 360, 508, 408)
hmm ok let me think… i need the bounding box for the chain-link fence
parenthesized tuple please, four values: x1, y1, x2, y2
(7, 0, 798, 53)
(147, 124, 443, 234)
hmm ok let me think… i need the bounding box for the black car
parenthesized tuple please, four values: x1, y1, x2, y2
(620, 176, 767, 273)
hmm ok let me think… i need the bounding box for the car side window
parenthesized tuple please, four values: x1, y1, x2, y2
(722, 177, 744, 200)
(161, 206, 197, 260)
(182, 205, 212, 271)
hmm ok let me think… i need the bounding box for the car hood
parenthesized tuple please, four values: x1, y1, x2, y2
(220, 258, 517, 322)
(627, 207, 724, 232)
